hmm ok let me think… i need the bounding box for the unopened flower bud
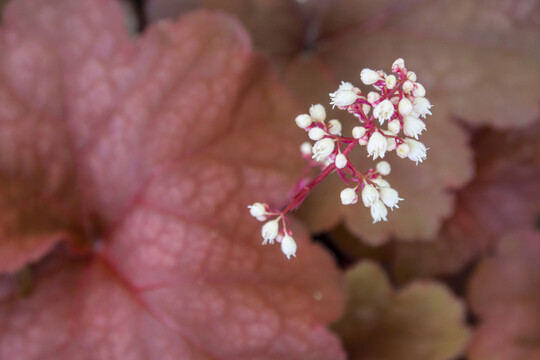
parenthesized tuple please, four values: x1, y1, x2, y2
(392, 58, 405, 72)
(300, 142, 312, 156)
(386, 137, 397, 151)
(380, 187, 402, 209)
(367, 132, 387, 160)
(335, 153, 347, 169)
(406, 71, 417, 82)
(360, 68, 381, 85)
(309, 104, 326, 122)
(362, 184, 380, 207)
(388, 119, 401, 134)
(362, 104, 371, 115)
(262, 219, 279, 245)
(340, 188, 358, 205)
(385, 75, 397, 89)
(398, 98, 413, 116)
(367, 91, 381, 105)
(248, 202, 266, 218)
(359, 135, 369, 146)
(281, 234, 297, 259)
(352, 126, 367, 139)
(396, 143, 410, 158)
(312, 138, 335, 161)
(328, 119, 342, 135)
(376, 161, 391, 176)
(373, 99, 395, 124)
(370, 200, 388, 223)
(295, 114, 312, 129)
(413, 83, 426, 98)
(308, 127, 326, 141)
(402, 80, 414, 93)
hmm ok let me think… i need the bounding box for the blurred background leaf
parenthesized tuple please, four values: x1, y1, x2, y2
(332, 261, 470, 360)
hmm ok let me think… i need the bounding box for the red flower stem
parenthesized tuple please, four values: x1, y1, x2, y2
(280, 141, 357, 215)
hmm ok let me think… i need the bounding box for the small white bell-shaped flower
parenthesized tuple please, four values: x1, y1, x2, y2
(281, 234, 297, 259)
(370, 200, 388, 223)
(403, 115, 426, 139)
(412, 97, 432, 118)
(379, 187, 402, 209)
(312, 138, 335, 161)
(329, 82, 359, 108)
(362, 184, 380, 207)
(373, 99, 395, 124)
(367, 132, 387, 160)
(404, 139, 428, 164)
(248, 202, 266, 218)
(261, 219, 279, 245)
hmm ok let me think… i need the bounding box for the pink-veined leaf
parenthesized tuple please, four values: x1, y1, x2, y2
(0, 1, 345, 359)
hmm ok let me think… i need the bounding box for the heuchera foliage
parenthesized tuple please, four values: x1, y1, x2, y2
(333, 261, 469, 360)
(393, 123, 540, 279)
(468, 231, 540, 360)
(0, 1, 345, 359)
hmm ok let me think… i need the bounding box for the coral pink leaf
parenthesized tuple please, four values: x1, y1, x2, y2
(0, 0, 345, 359)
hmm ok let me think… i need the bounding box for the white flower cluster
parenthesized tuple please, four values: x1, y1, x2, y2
(339, 161, 402, 223)
(247, 203, 297, 259)
(249, 58, 432, 259)
(333, 58, 431, 164)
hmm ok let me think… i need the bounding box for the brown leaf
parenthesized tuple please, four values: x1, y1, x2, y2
(467, 230, 540, 360)
(393, 121, 540, 279)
